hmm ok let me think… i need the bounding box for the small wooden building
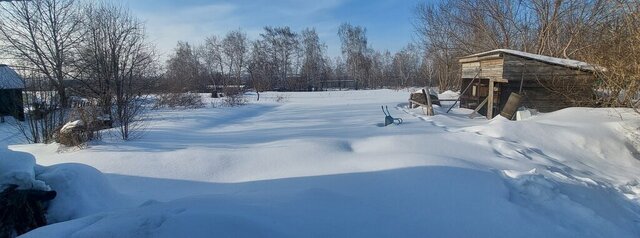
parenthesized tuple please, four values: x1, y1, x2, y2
(459, 49, 598, 119)
(0, 65, 25, 121)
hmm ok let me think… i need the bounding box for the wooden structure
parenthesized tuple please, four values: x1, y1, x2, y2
(0, 65, 25, 121)
(409, 88, 458, 116)
(409, 90, 441, 108)
(409, 89, 436, 116)
(459, 49, 598, 119)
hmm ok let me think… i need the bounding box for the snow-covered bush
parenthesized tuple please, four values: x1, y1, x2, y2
(69, 106, 108, 141)
(0, 148, 55, 236)
(0, 149, 48, 191)
(54, 120, 91, 147)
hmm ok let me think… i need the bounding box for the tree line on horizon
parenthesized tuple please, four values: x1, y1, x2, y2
(163, 24, 428, 98)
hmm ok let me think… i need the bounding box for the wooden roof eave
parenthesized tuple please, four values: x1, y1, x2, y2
(460, 50, 602, 73)
(459, 53, 503, 64)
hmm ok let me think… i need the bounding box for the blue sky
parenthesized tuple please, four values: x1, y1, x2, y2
(116, 0, 426, 60)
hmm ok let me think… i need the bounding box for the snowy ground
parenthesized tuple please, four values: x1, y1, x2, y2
(2, 89, 640, 237)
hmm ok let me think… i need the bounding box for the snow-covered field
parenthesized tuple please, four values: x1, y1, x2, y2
(2, 90, 640, 237)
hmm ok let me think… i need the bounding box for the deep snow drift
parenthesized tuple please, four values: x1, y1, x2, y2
(1, 90, 639, 237)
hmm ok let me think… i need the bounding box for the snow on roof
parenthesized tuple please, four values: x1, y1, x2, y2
(0, 64, 25, 89)
(462, 49, 599, 72)
(413, 87, 439, 96)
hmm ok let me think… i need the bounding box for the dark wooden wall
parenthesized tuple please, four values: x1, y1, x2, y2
(460, 78, 494, 116)
(500, 54, 596, 112)
(460, 53, 597, 115)
(0, 89, 25, 121)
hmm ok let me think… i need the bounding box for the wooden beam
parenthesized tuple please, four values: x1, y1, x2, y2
(459, 54, 503, 64)
(447, 73, 479, 113)
(487, 79, 495, 119)
(469, 97, 489, 118)
(422, 88, 434, 116)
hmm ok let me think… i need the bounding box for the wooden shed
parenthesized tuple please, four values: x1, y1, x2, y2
(459, 49, 598, 119)
(0, 64, 25, 121)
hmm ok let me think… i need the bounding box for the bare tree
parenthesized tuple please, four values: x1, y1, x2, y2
(259, 26, 300, 90)
(300, 28, 328, 90)
(222, 30, 248, 90)
(367, 51, 384, 88)
(580, 0, 640, 112)
(338, 23, 371, 89)
(10, 75, 63, 143)
(414, 0, 618, 92)
(247, 39, 275, 100)
(77, 2, 156, 140)
(0, 0, 81, 143)
(165, 41, 203, 92)
(200, 35, 225, 91)
(392, 43, 421, 88)
(414, 3, 461, 91)
(0, 0, 81, 108)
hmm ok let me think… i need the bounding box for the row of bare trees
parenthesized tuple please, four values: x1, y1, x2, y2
(336, 23, 433, 90)
(0, 0, 155, 142)
(163, 25, 432, 98)
(415, 0, 640, 112)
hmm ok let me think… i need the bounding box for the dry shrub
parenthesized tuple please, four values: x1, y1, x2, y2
(579, 2, 640, 113)
(274, 94, 289, 103)
(0, 185, 57, 237)
(154, 93, 205, 109)
(54, 105, 109, 147)
(222, 93, 247, 107)
(54, 120, 91, 147)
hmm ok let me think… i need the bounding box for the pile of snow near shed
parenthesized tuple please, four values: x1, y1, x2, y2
(0, 148, 48, 191)
(0, 90, 639, 237)
(0, 147, 131, 224)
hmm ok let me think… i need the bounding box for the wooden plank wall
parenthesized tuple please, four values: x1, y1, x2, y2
(461, 58, 504, 82)
(480, 58, 504, 82)
(499, 54, 597, 112)
(461, 62, 480, 79)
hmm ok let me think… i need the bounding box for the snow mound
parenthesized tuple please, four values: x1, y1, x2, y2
(2, 146, 135, 224)
(460, 108, 640, 186)
(23, 195, 285, 238)
(37, 163, 134, 223)
(502, 168, 640, 237)
(6, 90, 640, 237)
(438, 90, 459, 99)
(0, 147, 49, 191)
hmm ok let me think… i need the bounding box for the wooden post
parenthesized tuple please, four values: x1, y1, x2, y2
(486, 79, 495, 119)
(469, 97, 489, 118)
(447, 71, 480, 113)
(422, 88, 434, 116)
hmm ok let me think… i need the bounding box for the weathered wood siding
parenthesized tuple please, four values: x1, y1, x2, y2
(459, 53, 598, 115)
(499, 54, 596, 112)
(461, 58, 504, 82)
(461, 62, 480, 79)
